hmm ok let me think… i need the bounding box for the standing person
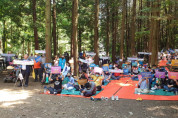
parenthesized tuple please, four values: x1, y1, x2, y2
(54, 55, 59, 66)
(33, 54, 42, 82)
(58, 56, 66, 71)
(41, 54, 46, 73)
(69, 57, 74, 75)
(6, 52, 12, 67)
(18, 54, 31, 87)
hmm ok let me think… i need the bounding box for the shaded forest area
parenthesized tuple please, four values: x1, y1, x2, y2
(0, 0, 177, 66)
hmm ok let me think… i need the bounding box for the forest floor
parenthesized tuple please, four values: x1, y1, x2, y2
(0, 71, 178, 118)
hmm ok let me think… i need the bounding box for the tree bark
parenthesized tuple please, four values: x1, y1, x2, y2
(131, 0, 136, 56)
(150, 0, 160, 66)
(45, 0, 52, 63)
(32, 0, 39, 50)
(70, 1, 74, 57)
(120, 0, 126, 60)
(72, 0, 79, 76)
(2, 20, 7, 53)
(106, 1, 110, 57)
(52, 0, 57, 56)
(94, 0, 99, 65)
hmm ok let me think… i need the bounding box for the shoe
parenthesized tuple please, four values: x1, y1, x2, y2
(115, 96, 119, 101)
(101, 96, 105, 100)
(111, 95, 115, 100)
(17, 85, 22, 87)
(24, 85, 28, 87)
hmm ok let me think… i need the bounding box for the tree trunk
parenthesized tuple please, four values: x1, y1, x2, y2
(32, 0, 39, 50)
(94, 0, 99, 65)
(52, 0, 57, 56)
(70, 1, 74, 57)
(45, 0, 52, 63)
(106, 1, 110, 57)
(78, 27, 82, 53)
(120, 0, 126, 60)
(150, 0, 160, 66)
(72, 0, 79, 76)
(2, 20, 7, 53)
(131, 0, 136, 56)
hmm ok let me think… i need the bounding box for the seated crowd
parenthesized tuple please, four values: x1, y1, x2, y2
(3, 51, 178, 97)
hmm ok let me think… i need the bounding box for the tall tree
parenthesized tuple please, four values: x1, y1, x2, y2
(70, 1, 74, 57)
(52, 0, 57, 56)
(130, 0, 136, 56)
(150, 0, 160, 66)
(45, 0, 52, 63)
(120, 0, 126, 60)
(72, 0, 79, 76)
(32, 0, 39, 50)
(94, 0, 99, 65)
(106, 0, 110, 56)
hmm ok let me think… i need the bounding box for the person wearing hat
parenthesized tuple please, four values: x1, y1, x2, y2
(89, 71, 103, 91)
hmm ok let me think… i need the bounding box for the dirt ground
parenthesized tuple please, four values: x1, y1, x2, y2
(0, 71, 178, 118)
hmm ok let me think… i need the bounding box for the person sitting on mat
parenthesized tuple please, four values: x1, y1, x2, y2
(80, 81, 96, 97)
(135, 76, 150, 94)
(111, 66, 122, 80)
(103, 71, 111, 85)
(63, 72, 75, 90)
(163, 78, 178, 95)
(47, 73, 64, 94)
(89, 72, 103, 91)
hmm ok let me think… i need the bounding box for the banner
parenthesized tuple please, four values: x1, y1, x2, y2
(44, 63, 52, 68)
(90, 63, 96, 67)
(171, 60, 178, 67)
(138, 52, 152, 55)
(155, 71, 165, 79)
(1, 54, 16, 57)
(93, 67, 103, 74)
(86, 52, 96, 56)
(100, 56, 110, 59)
(51, 66, 61, 74)
(132, 62, 138, 66)
(109, 69, 123, 73)
(35, 50, 46, 54)
(168, 71, 178, 80)
(102, 66, 109, 72)
(141, 72, 152, 79)
(79, 58, 94, 64)
(13, 60, 34, 65)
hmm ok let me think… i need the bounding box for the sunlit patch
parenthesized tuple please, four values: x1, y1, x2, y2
(116, 83, 132, 86)
(170, 106, 178, 110)
(0, 89, 32, 108)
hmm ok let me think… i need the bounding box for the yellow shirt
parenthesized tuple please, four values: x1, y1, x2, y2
(91, 75, 103, 86)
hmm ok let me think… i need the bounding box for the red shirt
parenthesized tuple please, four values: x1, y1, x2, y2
(34, 60, 41, 69)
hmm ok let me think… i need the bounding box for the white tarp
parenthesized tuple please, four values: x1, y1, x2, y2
(35, 50, 46, 54)
(13, 60, 34, 65)
(175, 49, 178, 52)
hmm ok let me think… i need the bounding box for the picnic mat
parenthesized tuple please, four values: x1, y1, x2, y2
(42, 77, 178, 100)
(114, 78, 178, 101)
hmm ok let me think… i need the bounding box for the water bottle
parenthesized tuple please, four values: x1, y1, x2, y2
(44, 86, 47, 93)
